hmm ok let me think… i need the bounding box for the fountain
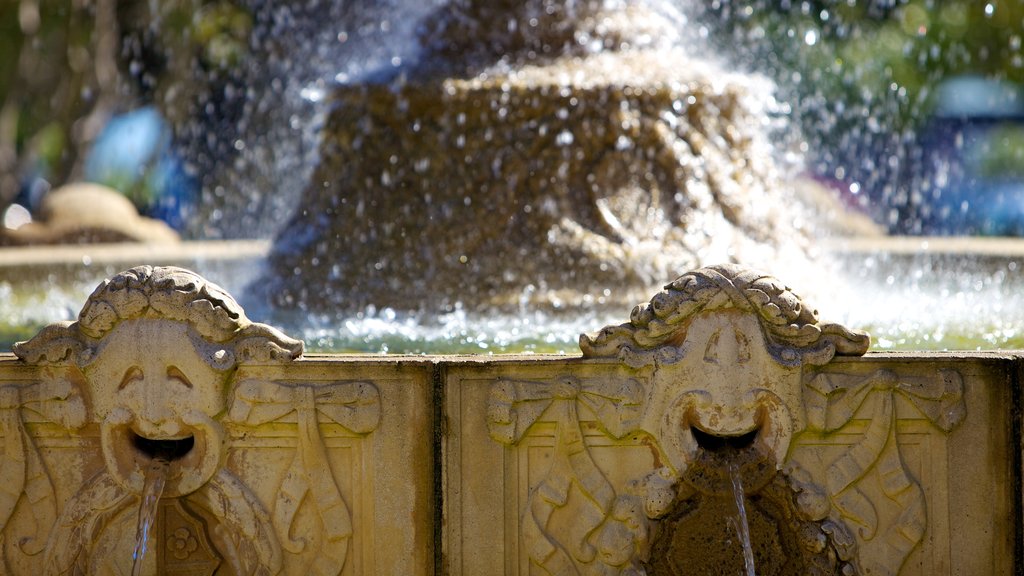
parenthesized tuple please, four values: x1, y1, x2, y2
(0, 263, 1014, 574)
(256, 0, 822, 313)
(0, 0, 1022, 574)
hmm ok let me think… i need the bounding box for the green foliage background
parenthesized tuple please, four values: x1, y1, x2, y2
(1, 0, 1022, 233)
(702, 0, 1024, 231)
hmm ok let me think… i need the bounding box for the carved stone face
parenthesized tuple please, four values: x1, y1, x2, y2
(84, 319, 229, 496)
(645, 309, 804, 479)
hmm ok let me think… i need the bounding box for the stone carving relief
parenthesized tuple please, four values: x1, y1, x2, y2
(795, 367, 965, 575)
(488, 264, 965, 575)
(0, 266, 381, 575)
(489, 376, 648, 574)
(0, 376, 85, 573)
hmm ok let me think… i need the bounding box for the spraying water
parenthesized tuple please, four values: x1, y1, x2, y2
(3, 1, 1024, 354)
(131, 458, 170, 576)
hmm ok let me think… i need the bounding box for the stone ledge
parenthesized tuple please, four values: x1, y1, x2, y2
(0, 264, 1018, 575)
(0, 239, 270, 268)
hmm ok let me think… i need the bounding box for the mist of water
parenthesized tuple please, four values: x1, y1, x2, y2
(5, 1, 1024, 353)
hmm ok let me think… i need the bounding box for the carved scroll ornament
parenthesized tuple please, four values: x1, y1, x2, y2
(229, 379, 381, 575)
(489, 376, 647, 574)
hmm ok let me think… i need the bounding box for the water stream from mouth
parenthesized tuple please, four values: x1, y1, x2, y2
(729, 464, 757, 576)
(131, 458, 170, 576)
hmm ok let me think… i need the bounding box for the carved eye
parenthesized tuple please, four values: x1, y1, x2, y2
(703, 331, 721, 364)
(118, 366, 144, 390)
(734, 330, 751, 363)
(167, 366, 193, 388)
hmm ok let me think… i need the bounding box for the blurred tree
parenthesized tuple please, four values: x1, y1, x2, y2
(702, 0, 1024, 232)
(0, 0, 124, 210)
(0, 0, 252, 224)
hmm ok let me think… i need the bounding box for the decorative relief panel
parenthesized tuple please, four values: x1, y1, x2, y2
(485, 265, 967, 575)
(791, 366, 965, 575)
(0, 266, 390, 575)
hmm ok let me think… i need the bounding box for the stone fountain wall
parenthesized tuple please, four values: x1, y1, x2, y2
(0, 265, 1019, 575)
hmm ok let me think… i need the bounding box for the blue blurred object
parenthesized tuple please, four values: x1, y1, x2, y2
(84, 107, 196, 231)
(920, 76, 1024, 236)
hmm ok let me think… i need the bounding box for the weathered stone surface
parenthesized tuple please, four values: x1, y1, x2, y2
(0, 265, 1019, 575)
(2, 183, 180, 245)
(446, 265, 1013, 575)
(0, 266, 432, 575)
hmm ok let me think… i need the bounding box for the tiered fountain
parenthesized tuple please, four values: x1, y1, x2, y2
(257, 0, 821, 313)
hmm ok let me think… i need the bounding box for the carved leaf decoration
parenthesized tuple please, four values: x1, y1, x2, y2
(43, 472, 132, 576)
(228, 379, 381, 433)
(804, 368, 966, 576)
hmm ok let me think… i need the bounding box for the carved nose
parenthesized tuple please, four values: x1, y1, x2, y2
(703, 328, 751, 365)
(134, 400, 183, 438)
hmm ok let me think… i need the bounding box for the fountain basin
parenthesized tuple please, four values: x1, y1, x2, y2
(5, 237, 1024, 352)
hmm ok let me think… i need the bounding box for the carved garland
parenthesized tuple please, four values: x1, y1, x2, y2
(488, 376, 647, 574)
(802, 368, 966, 576)
(0, 378, 85, 572)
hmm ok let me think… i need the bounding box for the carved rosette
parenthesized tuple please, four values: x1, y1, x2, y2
(0, 266, 380, 576)
(488, 264, 965, 575)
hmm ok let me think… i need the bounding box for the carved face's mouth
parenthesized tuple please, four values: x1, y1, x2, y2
(684, 425, 776, 495)
(691, 426, 760, 453)
(130, 431, 196, 463)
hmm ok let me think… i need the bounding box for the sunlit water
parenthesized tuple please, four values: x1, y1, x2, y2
(3, 2, 1024, 355)
(817, 254, 1024, 351)
(132, 458, 170, 576)
(728, 465, 757, 576)
(4, 251, 1024, 354)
